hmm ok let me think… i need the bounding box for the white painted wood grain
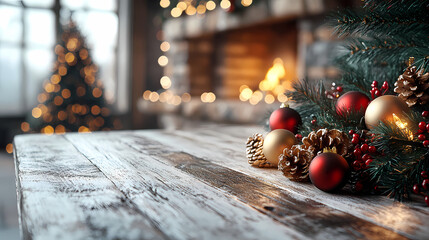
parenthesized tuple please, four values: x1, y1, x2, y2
(64, 132, 308, 240)
(136, 124, 429, 239)
(14, 134, 165, 240)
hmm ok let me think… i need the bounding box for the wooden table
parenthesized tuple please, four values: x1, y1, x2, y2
(13, 124, 429, 240)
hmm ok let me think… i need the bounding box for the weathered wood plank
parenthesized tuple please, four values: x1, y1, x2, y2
(64, 133, 305, 240)
(119, 132, 407, 239)
(137, 125, 429, 239)
(14, 134, 166, 240)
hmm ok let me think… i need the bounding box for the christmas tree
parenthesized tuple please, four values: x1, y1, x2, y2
(25, 22, 114, 134)
(279, 0, 429, 202)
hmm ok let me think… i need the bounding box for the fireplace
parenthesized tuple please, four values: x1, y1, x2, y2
(138, 0, 350, 128)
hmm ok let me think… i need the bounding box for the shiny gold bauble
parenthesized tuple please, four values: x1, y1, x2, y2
(263, 129, 297, 166)
(364, 95, 411, 129)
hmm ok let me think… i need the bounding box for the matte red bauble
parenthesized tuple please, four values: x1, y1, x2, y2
(269, 106, 302, 134)
(309, 152, 350, 192)
(335, 91, 371, 117)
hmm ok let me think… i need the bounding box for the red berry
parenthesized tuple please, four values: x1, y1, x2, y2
(371, 81, 378, 87)
(382, 81, 388, 89)
(352, 137, 360, 145)
(368, 146, 376, 153)
(355, 182, 363, 192)
(349, 130, 355, 135)
(427, 124, 429, 131)
(422, 179, 429, 190)
(352, 161, 361, 170)
(353, 133, 360, 139)
(362, 154, 371, 161)
(295, 134, 302, 139)
(418, 134, 426, 141)
(425, 196, 429, 207)
(422, 111, 429, 118)
(336, 86, 343, 92)
(417, 129, 425, 134)
(413, 184, 420, 194)
(360, 144, 369, 153)
(424, 140, 429, 147)
(354, 148, 362, 157)
(422, 171, 428, 179)
(375, 90, 381, 96)
(419, 122, 427, 130)
(311, 119, 317, 125)
(365, 159, 373, 166)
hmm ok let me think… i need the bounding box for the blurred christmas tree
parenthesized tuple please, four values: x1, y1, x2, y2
(25, 22, 115, 134)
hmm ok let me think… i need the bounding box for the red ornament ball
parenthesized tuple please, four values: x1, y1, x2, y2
(309, 152, 350, 192)
(425, 196, 429, 207)
(335, 91, 371, 117)
(269, 106, 302, 134)
(419, 122, 427, 131)
(413, 184, 420, 194)
(422, 111, 429, 118)
(422, 179, 429, 190)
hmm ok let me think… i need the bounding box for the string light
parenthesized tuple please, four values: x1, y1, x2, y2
(241, 0, 253, 7)
(158, 56, 169, 66)
(197, 4, 207, 14)
(220, 0, 231, 9)
(78, 126, 90, 133)
(51, 74, 61, 84)
(54, 96, 64, 106)
(160, 0, 170, 8)
(160, 41, 170, 52)
(91, 105, 101, 115)
(62, 89, 71, 99)
(32, 107, 42, 118)
(185, 5, 197, 15)
(171, 7, 182, 18)
(160, 76, 172, 89)
(55, 125, 66, 134)
(92, 88, 102, 98)
(21, 122, 30, 132)
(76, 86, 86, 97)
(143, 90, 151, 100)
(182, 93, 191, 102)
(5, 143, 13, 154)
(149, 92, 160, 102)
(206, 1, 216, 11)
(177, 1, 187, 10)
(43, 125, 54, 135)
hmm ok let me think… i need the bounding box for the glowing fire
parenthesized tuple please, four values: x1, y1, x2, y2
(239, 58, 291, 105)
(392, 113, 413, 140)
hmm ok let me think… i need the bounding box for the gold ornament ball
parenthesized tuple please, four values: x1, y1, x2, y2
(364, 95, 411, 129)
(263, 129, 297, 166)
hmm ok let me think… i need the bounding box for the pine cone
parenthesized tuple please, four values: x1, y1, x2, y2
(394, 66, 429, 107)
(246, 133, 275, 168)
(302, 128, 350, 157)
(278, 144, 314, 182)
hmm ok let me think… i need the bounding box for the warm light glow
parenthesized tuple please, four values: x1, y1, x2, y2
(265, 94, 275, 104)
(91, 105, 101, 115)
(66, 37, 78, 51)
(172, 95, 182, 105)
(65, 52, 76, 65)
(58, 111, 67, 121)
(55, 125, 66, 134)
(55, 45, 64, 55)
(92, 88, 102, 98)
(185, 5, 197, 15)
(160, 0, 170, 8)
(43, 125, 54, 135)
(51, 74, 61, 84)
(262, 58, 285, 92)
(392, 113, 414, 140)
(32, 108, 42, 118)
(77, 86, 86, 97)
(160, 41, 170, 52)
(160, 76, 172, 89)
(159, 92, 168, 102)
(101, 107, 110, 117)
(239, 87, 253, 101)
(79, 49, 88, 60)
(206, 0, 216, 10)
(201, 92, 216, 103)
(277, 93, 289, 102)
(171, 7, 182, 18)
(5, 143, 13, 154)
(58, 65, 67, 76)
(45, 83, 55, 93)
(158, 56, 169, 66)
(37, 93, 48, 103)
(62, 89, 71, 99)
(177, 1, 187, 10)
(21, 122, 30, 132)
(78, 126, 91, 133)
(182, 93, 191, 102)
(239, 85, 249, 92)
(54, 96, 64, 106)
(149, 92, 160, 102)
(197, 4, 206, 14)
(241, 0, 252, 7)
(220, 0, 231, 9)
(143, 90, 151, 100)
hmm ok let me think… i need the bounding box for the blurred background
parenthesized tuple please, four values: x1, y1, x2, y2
(0, 0, 361, 238)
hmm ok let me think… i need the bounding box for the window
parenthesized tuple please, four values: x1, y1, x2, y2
(0, 0, 130, 116)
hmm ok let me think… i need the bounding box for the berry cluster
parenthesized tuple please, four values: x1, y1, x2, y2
(348, 130, 378, 192)
(370, 81, 389, 99)
(412, 171, 429, 207)
(325, 82, 343, 99)
(417, 111, 429, 147)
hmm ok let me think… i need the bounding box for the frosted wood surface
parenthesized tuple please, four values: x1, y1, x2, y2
(13, 124, 429, 240)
